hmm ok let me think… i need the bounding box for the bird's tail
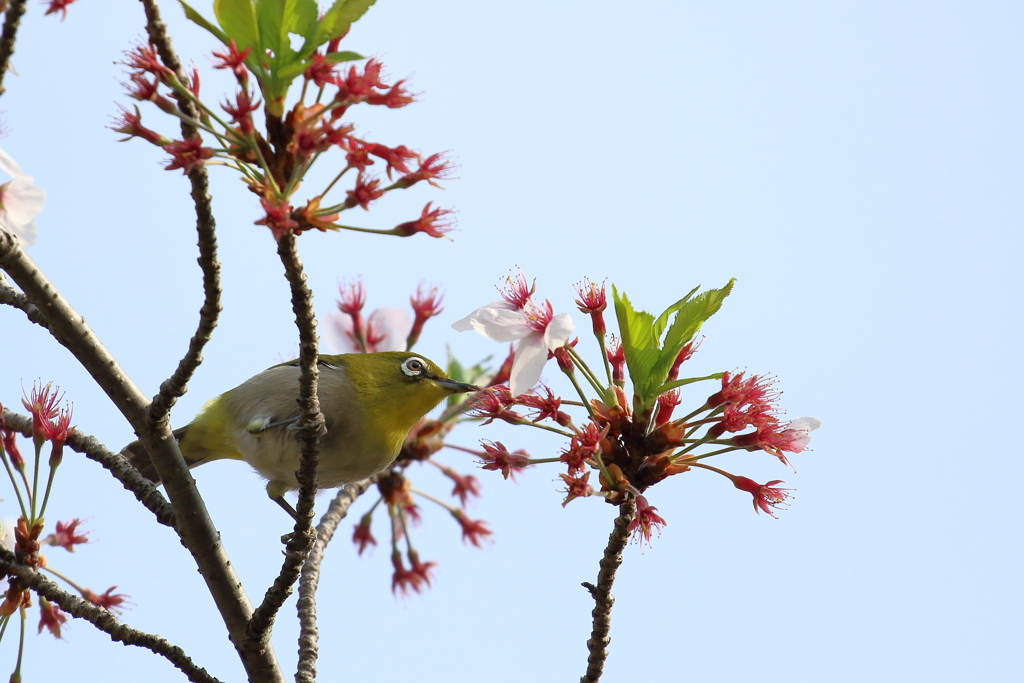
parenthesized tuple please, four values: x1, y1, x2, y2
(122, 425, 192, 485)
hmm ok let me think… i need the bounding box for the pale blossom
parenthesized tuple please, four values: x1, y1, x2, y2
(778, 416, 821, 452)
(325, 305, 412, 353)
(453, 284, 574, 396)
(0, 148, 45, 246)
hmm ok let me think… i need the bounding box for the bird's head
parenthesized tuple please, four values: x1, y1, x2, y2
(334, 351, 479, 429)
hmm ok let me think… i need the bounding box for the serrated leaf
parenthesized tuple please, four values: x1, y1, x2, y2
(643, 279, 735, 404)
(276, 59, 310, 82)
(257, 0, 317, 60)
(652, 285, 699, 338)
(180, 1, 231, 44)
(614, 280, 736, 412)
(311, 0, 377, 50)
(325, 50, 364, 63)
(655, 372, 724, 397)
(214, 0, 260, 52)
(612, 286, 656, 394)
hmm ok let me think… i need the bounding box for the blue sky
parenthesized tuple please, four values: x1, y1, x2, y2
(1, 1, 1021, 681)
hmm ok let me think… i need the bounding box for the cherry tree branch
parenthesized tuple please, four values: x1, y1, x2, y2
(0, 546, 221, 683)
(295, 474, 384, 683)
(1, 409, 177, 527)
(0, 273, 49, 328)
(138, 0, 223, 424)
(246, 232, 324, 640)
(580, 498, 636, 683)
(0, 229, 282, 683)
(0, 0, 27, 97)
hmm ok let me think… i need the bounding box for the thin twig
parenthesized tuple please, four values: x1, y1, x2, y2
(139, 0, 223, 425)
(580, 498, 636, 683)
(0, 230, 280, 681)
(0, 546, 221, 683)
(0, 0, 27, 98)
(296, 474, 383, 683)
(1, 409, 176, 527)
(0, 274, 49, 329)
(247, 233, 324, 639)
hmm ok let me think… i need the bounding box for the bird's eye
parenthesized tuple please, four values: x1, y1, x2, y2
(401, 357, 426, 376)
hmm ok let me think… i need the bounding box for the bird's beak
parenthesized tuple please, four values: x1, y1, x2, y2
(436, 378, 480, 394)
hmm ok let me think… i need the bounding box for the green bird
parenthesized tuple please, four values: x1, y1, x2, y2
(123, 352, 478, 517)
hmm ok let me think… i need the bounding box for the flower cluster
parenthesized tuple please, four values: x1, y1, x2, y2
(453, 273, 821, 543)
(329, 281, 496, 594)
(0, 386, 128, 672)
(111, 6, 454, 242)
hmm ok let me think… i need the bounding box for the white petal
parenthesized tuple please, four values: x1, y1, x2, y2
(509, 333, 548, 396)
(0, 148, 26, 179)
(0, 179, 45, 247)
(787, 417, 821, 432)
(451, 303, 532, 343)
(543, 312, 575, 350)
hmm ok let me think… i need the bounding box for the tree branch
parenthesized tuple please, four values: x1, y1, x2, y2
(296, 474, 383, 683)
(0, 273, 49, 328)
(0, 0, 27, 98)
(138, 0, 223, 425)
(1, 409, 177, 527)
(580, 498, 636, 683)
(247, 233, 324, 641)
(0, 229, 282, 682)
(0, 546, 220, 683)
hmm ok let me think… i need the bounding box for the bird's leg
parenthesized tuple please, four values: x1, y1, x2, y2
(273, 495, 299, 520)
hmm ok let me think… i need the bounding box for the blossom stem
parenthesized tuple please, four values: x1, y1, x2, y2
(30, 439, 41, 520)
(41, 566, 86, 595)
(523, 421, 575, 438)
(599, 336, 614, 388)
(409, 487, 457, 513)
(674, 446, 737, 462)
(13, 604, 25, 683)
(37, 463, 58, 519)
(567, 346, 606, 397)
(331, 224, 401, 236)
(675, 404, 715, 427)
(316, 166, 354, 203)
(0, 449, 28, 521)
(563, 366, 597, 420)
(442, 443, 484, 456)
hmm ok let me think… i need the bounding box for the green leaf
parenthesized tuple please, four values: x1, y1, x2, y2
(613, 280, 736, 412)
(311, 0, 377, 50)
(325, 50, 365, 64)
(646, 279, 735, 399)
(213, 0, 261, 52)
(179, 1, 231, 44)
(655, 372, 724, 397)
(611, 285, 659, 398)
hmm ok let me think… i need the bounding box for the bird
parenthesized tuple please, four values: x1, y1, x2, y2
(122, 351, 479, 517)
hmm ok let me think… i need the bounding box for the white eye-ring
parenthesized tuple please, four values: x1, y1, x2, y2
(401, 357, 427, 376)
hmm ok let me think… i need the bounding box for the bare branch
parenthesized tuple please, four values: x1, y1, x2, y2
(0, 0, 27, 97)
(139, 0, 223, 424)
(580, 498, 636, 683)
(296, 474, 383, 683)
(0, 273, 49, 328)
(0, 229, 282, 682)
(1, 408, 177, 527)
(247, 233, 324, 640)
(0, 546, 221, 683)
